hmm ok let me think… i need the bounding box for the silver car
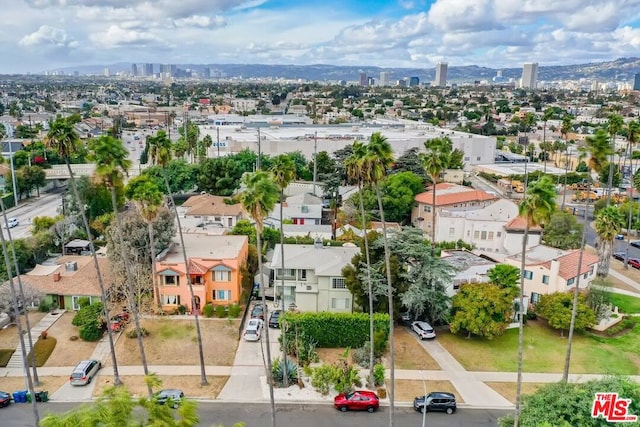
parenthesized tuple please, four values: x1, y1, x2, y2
(411, 321, 436, 340)
(243, 318, 263, 342)
(69, 359, 102, 386)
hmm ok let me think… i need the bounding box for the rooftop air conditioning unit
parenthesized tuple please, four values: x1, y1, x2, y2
(65, 261, 78, 272)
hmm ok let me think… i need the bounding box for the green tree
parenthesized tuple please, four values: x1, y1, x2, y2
(379, 171, 424, 223)
(594, 206, 624, 277)
(542, 212, 583, 249)
(19, 165, 46, 197)
(487, 264, 520, 289)
(514, 175, 557, 426)
(239, 170, 279, 427)
(450, 283, 518, 338)
(391, 147, 428, 183)
(44, 114, 122, 386)
(536, 292, 596, 336)
(197, 157, 244, 195)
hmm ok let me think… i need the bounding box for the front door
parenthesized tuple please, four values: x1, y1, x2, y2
(194, 296, 201, 313)
(58, 295, 65, 310)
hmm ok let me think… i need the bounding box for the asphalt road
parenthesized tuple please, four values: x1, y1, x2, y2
(2, 192, 65, 239)
(2, 402, 509, 427)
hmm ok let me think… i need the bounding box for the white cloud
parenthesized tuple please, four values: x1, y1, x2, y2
(174, 15, 226, 28)
(19, 25, 76, 48)
(89, 25, 164, 48)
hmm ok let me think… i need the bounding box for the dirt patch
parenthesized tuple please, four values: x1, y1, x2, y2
(485, 382, 546, 404)
(391, 379, 463, 403)
(92, 375, 229, 399)
(0, 312, 47, 349)
(44, 312, 98, 367)
(0, 376, 68, 394)
(113, 318, 239, 366)
(317, 348, 350, 365)
(390, 328, 440, 370)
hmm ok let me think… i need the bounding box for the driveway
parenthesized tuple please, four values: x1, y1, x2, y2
(49, 379, 97, 402)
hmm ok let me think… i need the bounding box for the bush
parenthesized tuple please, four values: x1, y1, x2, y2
(202, 303, 215, 318)
(126, 327, 149, 339)
(178, 305, 187, 315)
(352, 344, 371, 368)
(72, 302, 104, 327)
(271, 357, 299, 387)
(77, 297, 91, 309)
(228, 304, 242, 318)
(310, 364, 336, 395)
(279, 330, 319, 367)
(606, 317, 637, 336)
(39, 301, 51, 313)
(373, 364, 385, 387)
(215, 305, 227, 318)
(27, 337, 57, 367)
(79, 319, 104, 342)
(282, 312, 390, 348)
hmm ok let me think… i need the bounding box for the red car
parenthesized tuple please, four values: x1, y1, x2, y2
(334, 390, 379, 413)
(629, 259, 640, 269)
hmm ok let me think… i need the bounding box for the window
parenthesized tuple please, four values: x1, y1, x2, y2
(449, 227, 455, 237)
(161, 295, 180, 305)
(531, 292, 541, 305)
(523, 270, 533, 280)
(163, 275, 179, 286)
(214, 290, 232, 301)
(476, 156, 481, 161)
(276, 268, 296, 280)
(72, 296, 88, 310)
(583, 272, 589, 279)
(488, 231, 494, 240)
(497, 232, 502, 238)
(193, 275, 203, 284)
(481, 231, 487, 240)
(423, 205, 432, 213)
(567, 277, 575, 286)
(331, 297, 350, 309)
(298, 270, 307, 281)
(332, 278, 346, 289)
(474, 230, 480, 239)
(542, 275, 549, 285)
(214, 271, 231, 282)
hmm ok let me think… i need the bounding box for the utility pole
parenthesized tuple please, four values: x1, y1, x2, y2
(312, 131, 318, 196)
(257, 127, 262, 170)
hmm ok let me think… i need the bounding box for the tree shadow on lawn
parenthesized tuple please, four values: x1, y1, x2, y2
(436, 319, 640, 375)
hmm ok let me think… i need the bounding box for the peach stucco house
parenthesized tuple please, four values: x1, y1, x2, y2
(154, 234, 249, 313)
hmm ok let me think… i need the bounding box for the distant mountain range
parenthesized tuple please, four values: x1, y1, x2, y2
(50, 57, 640, 83)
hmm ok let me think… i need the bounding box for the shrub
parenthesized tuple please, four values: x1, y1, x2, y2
(271, 357, 299, 387)
(202, 303, 215, 318)
(77, 297, 91, 309)
(310, 364, 337, 395)
(126, 327, 149, 339)
(373, 364, 385, 387)
(228, 304, 242, 318)
(215, 305, 227, 318)
(373, 329, 388, 358)
(333, 349, 362, 394)
(72, 302, 104, 327)
(352, 344, 370, 368)
(178, 305, 187, 315)
(39, 301, 51, 313)
(282, 312, 390, 348)
(79, 319, 104, 342)
(279, 329, 319, 367)
(605, 317, 637, 336)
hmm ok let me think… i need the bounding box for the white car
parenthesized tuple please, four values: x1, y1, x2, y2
(6, 218, 18, 228)
(243, 318, 263, 342)
(411, 321, 436, 340)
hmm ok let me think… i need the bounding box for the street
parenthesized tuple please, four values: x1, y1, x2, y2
(2, 192, 64, 239)
(2, 401, 509, 427)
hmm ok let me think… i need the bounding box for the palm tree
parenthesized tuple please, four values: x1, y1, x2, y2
(44, 115, 122, 386)
(594, 206, 625, 277)
(624, 120, 640, 269)
(541, 109, 554, 173)
(345, 140, 376, 388)
(607, 114, 624, 205)
(420, 137, 453, 254)
(239, 170, 279, 427)
(363, 132, 396, 426)
(514, 176, 557, 427)
(89, 135, 154, 397)
(147, 130, 208, 385)
(269, 154, 296, 388)
(125, 175, 164, 308)
(586, 129, 614, 179)
(560, 115, 574, 210)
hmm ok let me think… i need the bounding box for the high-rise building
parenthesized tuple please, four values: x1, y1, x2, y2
(634, 73, 640, 91)
(359, 72, 368, 86)
(131, 64, 138, 76)
(203, 67, 211, 79)
(144, 63, 154, 76)
(435, 62, 448, 87)
(520, 63, 539, 89)
(103, 67, 110, 77)
(379, 71, 389, 86)
(409, 76, 419, 87)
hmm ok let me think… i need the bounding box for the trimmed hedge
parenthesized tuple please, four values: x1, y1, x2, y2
(282, 312, 390, 348)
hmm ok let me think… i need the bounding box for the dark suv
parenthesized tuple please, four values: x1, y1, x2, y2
(413, 392, 457, 414)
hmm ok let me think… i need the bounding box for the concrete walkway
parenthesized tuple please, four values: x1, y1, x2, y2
(5, 310, 64, 369)
(609, 269, 640, 294)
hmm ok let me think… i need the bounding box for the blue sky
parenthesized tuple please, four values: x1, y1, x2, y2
(2, 0, 640, 74)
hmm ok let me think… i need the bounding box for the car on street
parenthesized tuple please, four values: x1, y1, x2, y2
(616, 234, 625, 240)
(411, 321, 436, 340)
(0, 391, 11, 407)
(413, 391, 457, 414)
(613, 252, 627, 262)
(6, 218, 18, 228)
(268, 309, 282, 328)
(243, 318, 263, 342)
(69, 359, 102, 386)
(155, 389, 184, 408)
(629, 259, 640, 269)
(251, 304, 265, 320)
(630, 241, 640, 249)
(334, 390, 379, 412)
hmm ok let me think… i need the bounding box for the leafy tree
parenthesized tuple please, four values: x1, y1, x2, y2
(230, 219, 280, 247)
(391, 147, 427, 183)
(487, 264, 520, 289)
(542, 212, 583, 249)
(598, 162, 621, 189)
(32, 216, 62, 234)
(287, 150, 311, 180)
(197, 157, 244, 196)
(309, 150, 336, 176)
(594, 206, 624, 277)
(450, 283, 518, 338)
(19, 165, 46, 197)
(536, 292, 596, 336)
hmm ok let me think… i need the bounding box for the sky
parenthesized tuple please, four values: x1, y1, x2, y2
(2, 0, 640, 74)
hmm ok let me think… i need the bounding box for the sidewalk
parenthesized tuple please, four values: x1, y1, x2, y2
(608, 269, 640, 294)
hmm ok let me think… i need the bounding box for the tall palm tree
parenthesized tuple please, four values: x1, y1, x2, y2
(560, 115, 573, 210)
(624, 120, 640, 269)
(239, 170, 279, 427)
(607, 114, 624, 205)
(89, 135, 153, 397)
(345, 140, 376, 388)
(146, 130, 208, 386)
(420, 136, 453, 254)
(270, 154, 296, 388)
(125, 175, 164, 308)
(363, 132, 396, 426)
(541, 109, 554, 173)
(44, 115, 122, 386)
(514, 176, 557, 427)
(594, 206, 625, 277)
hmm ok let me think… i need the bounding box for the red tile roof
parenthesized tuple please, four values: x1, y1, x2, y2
(540, 250, 598, 280)
(504, 216, 543, 232)
(414, 183, 497, 206)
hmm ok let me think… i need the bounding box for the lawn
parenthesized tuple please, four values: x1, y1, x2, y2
(44, 312, 98, 367)
(113, 318, 240, 366)
(485, 382, 546, 404)
(0, 312, 47, 349)
(0, 349, 14, 366)
(609, 293, 640, 314)
(437, 319, 640, 374)
(28, 337, 57, 367)
(93, 375, 229, 399)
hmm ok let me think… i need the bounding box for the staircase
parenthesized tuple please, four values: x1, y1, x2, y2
(5, 311, 63, 369)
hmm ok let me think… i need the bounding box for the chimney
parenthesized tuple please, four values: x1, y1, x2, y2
(53, 272, 61, 282)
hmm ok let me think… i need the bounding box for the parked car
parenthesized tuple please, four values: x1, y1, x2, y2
(243, 318, 263, 342)
(0, 391, 11, 408)
(616, 234, 625, 240)
(268, 309, 282, 328)
(6, 218, 18, 228)
(629, 258, 640, 269)
(69, 359, 102, 386)
(630, 241, 640, 249)
(400, 311, 412, 324)
(413, 392, 457, 414)
(411, 321, 436, 340)
(251, 304, 265, 320)
(155, 389, 184, 408)
(613, 252, 627, 262)
(334, 390, 379, 413)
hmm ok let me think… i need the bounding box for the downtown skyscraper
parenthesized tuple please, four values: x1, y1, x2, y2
(435, 62, 448, 87)
(520, 63, 539, 89)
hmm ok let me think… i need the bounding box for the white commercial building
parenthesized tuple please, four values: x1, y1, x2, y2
(435, 62, 448, 87)
(521, 63, 539, 89)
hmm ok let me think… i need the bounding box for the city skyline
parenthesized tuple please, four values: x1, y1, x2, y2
(2, 0, 640, 74)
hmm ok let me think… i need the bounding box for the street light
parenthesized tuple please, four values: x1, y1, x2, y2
(8, 140, 19, 208)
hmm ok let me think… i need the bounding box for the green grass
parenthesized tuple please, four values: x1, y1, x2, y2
(27, 337, 57, 367)
(0, 349, 15, 367)
(437, 320, 639, 375)
(609, 293, 640, 314)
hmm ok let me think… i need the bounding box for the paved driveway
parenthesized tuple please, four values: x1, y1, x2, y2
(50, 378, 97, 402)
